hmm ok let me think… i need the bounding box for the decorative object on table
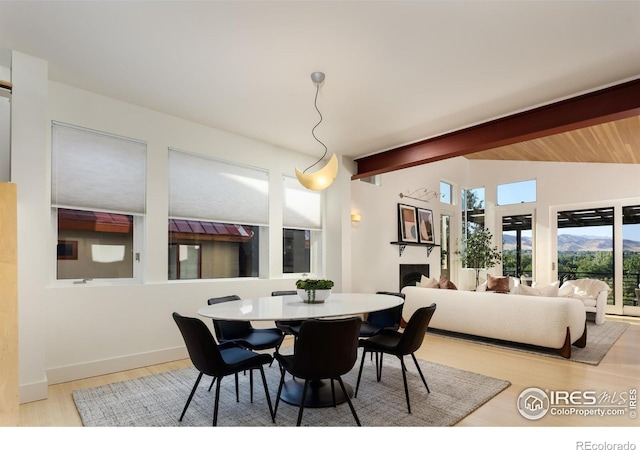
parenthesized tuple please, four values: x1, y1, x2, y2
(397, 203, 418, 243)
(294, 71, 338, 191)
(295, 278, 334, 303)
(456, 227, 501, 288)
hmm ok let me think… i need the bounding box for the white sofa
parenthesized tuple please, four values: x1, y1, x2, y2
(401, 286, 587, 358)
(558, 278, 609, 325)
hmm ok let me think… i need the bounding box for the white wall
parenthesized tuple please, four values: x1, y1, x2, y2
(12, 52, 351, 402)
(351, 157, 640, 294)
(351, 157, 468, 293)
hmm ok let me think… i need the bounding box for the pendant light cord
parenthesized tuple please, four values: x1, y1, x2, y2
(304, 83, 329, 173)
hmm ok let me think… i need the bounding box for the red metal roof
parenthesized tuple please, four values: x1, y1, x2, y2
(58, 209, 132, 233)
(168, 219, 253, 242)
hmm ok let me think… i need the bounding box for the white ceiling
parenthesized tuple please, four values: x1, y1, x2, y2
(1, 1, 639, 160)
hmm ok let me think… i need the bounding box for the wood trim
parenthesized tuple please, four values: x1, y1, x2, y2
(574, 320, 588, 349)
(0, 183, 18, 425)
(353, 78, 640, 179)
(557, 327, 572, 359)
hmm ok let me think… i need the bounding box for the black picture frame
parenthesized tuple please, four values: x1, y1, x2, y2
(398, 203, 418, 243)
(416, 207, 435, 244)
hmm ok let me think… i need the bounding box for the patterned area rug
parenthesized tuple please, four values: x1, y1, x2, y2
(72, 353, 510, 427)
(429, 320, 629, 365)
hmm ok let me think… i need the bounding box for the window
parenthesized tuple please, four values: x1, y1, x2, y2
(168, 149, 268, 279)
(622, 205, 640, 307)
(557, 207, 613, 303)
(502, 214, 533, 278)
(497, 179, 536, 206)
(440, 181, 452, 204)
(282, 176, 322, 274)
(461, 187, 486, 270)
(51, 122, 146, 281)
(462, 187, 485, 234)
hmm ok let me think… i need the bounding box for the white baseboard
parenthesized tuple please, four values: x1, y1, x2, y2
(20, 346, 188, 404)
(19, 378, 49, 405)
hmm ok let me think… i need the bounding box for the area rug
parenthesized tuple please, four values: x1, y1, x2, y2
(429, 320, 629, 365)
(72, 354, 510, 427)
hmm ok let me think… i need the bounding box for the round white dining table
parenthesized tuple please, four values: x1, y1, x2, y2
(197, 292, 404, 408)
(197, 292, 403, 321)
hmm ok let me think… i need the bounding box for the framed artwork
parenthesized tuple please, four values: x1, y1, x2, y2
(57, 240, 78, 260)
(398, 203, 418, 243)
(417, 208, 435, 244)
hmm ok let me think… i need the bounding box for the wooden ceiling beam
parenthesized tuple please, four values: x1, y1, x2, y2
(353, 78, 640, 180)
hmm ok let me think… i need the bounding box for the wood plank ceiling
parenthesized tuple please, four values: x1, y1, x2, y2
(465, 115, 640, 164)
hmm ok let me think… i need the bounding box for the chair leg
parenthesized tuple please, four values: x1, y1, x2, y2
(296, 380, 310, 426)
(376, 353, 384, 382)
(258, 366, 275, 423)
(355, 349, 368, 397)
(235, 372, 239, 402)
(337, 376, 361, 426)
(330, 379, 336, 407)
(411, 352, 430, 393)
(273, 365, 286, 419)
(207, 376, 217, 392)
(213, 376, 223, 426)
(250, 369, 254, 403)
(180, 372, 203, 421)
(399, 356, 411, 414)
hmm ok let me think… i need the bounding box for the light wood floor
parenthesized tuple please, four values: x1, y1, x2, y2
(18, 315, 640, 427)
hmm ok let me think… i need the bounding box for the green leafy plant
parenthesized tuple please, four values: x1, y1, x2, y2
(296, 279, 334, 290)
(457, 227, 502, 287)
(296, 279, 334, 303)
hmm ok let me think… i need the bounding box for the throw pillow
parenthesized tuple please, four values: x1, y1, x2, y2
(419, 274, 440, 289)
(486, 274, 510, 293)
(439, 275, 458, 290)
(476, 281, 487, 292)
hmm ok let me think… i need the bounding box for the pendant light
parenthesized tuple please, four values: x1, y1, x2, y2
(295, 71, 339, 190)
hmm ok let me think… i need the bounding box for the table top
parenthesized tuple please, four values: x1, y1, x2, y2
(197, 292, 403, 321)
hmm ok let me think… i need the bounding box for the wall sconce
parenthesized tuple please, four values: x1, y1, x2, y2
(351, 213, 362, 222)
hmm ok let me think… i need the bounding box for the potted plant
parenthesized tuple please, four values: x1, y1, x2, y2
(296, 279, 334, 303)
(457, 227, 502, 288)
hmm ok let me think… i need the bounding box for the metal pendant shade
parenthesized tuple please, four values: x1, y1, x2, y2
(295, 71, 338, 191)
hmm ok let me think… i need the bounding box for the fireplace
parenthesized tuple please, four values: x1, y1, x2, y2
(399, 264, 429, 291)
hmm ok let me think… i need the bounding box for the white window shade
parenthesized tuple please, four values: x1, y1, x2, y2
(283, 175, 322, 230)
(169, 149, 269, 225)
(51, 122, 146, 214)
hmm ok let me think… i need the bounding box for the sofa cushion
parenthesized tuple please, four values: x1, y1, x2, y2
(439, 275, 458, 290)
(515, 281, 559, 297)
(486, 275, 510, 293)
(418, 274, 440, 288)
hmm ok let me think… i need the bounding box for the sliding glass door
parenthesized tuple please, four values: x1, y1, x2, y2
(553, 203, 640, 317)
(622, 205, 640, 315)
